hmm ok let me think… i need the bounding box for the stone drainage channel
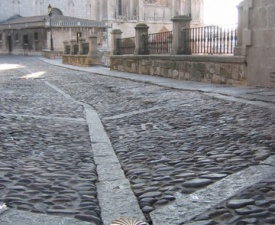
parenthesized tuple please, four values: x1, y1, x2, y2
(0, 58, 274, 225)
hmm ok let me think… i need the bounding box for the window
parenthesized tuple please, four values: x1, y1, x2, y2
(0, 33, 2, 42)
(77, 32, 82, 42)
(118, 0, 122, 16)
(34, 32, 38, 40)
(15, 33, 19, 42)
(23, 35, 28, 45)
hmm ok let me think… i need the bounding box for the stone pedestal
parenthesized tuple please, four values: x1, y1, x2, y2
(171, 15, 191, 55)
(110, 29, 122, 55)
(134, 23, 149, 55)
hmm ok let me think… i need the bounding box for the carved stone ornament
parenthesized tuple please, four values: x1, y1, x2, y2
(110, 217, 148, 225)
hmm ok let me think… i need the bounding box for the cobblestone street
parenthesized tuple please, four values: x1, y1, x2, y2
(0, 56, 274, 225)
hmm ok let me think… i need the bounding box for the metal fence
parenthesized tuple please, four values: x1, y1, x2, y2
(65, 45, 70, 55)
(83, 42, 89, 55)
(73, 44, 79, 55)
(182, 25, 237, 54)
(145, 31, 173, 54)
(117, 37, 135, 55)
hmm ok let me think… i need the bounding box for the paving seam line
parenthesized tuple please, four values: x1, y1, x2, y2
(43, 82, 145, 225)
(150, 155, 275, 225)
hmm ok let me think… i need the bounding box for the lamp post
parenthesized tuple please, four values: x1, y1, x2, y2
(48, 4, 54, 51)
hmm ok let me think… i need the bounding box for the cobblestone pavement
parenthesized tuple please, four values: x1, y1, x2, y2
(0, 56, 274, 225)
(0, 57, 100, 224)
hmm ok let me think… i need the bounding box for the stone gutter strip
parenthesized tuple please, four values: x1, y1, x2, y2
(150, 155, 275, 225)
(44, 81, 145, 225)
(83, 103, 146, 225)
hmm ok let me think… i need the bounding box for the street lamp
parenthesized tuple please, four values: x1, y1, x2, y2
(48, 4, 54, 51)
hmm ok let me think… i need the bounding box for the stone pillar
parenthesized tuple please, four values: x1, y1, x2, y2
(234, 0, 253, 56)
(234, 4, 243, 55)
(171, 15, 191, 55)
(88, 35, 99, 57)
(70, 39, 77, 55)
(110, 29, 122, 55)
(2, 33, 7, 53)
(63, 41, 69, 54)
(134, 23, 149, 55)
(78, 37, 85, 55)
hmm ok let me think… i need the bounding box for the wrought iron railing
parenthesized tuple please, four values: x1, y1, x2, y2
(65, 45, 70, 54)
(145, 31, 173, 54)
(117, 37, 135, 55)
(182, 25, 237, 54)
(73, 44, 78, 55)
(83, 42, 89, 55)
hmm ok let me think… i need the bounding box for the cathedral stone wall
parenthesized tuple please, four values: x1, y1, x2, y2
(0, 0, 204, 26)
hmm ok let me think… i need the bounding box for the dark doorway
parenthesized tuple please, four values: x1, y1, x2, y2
(7, 36, 12, 53)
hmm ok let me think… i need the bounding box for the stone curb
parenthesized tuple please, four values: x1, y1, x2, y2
(39, 58, 275, 109)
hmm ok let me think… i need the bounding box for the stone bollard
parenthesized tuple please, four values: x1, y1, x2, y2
(134, 23, 149, 55)
(63, 41, 69, 54)
(110, 29, 122, 55)
(70, 39, 77, 55)
(171, 15, 191, 55)
(78, 37, 86, 55)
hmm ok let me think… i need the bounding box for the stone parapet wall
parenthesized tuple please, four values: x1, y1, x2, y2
(110, 55, 247, 85)
(43, 50, 63, 59)
(62, 55, 99, 67)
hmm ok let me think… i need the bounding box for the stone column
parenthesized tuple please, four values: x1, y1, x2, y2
(63, 41, 69, 54)
(88, 35, 99, 57)
(78, 37, 85, 55)
(134, 23, 149, 55)
(110, 29, 122, 55)
(70, 39, 77, 55)
(171, 15, 191, 55)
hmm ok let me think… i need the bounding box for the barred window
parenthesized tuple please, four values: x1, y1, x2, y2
(15, 33, 19, 41)
(23, 35, 28, 44)
(0, 33, 2, 41)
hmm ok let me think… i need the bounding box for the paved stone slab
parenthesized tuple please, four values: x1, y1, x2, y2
(150, 159, 275, 225)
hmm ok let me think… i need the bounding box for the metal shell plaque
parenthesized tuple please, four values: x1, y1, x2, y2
(110, 217, 148, 225)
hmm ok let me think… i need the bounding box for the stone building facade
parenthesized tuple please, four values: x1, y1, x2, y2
(234, 0, 275, 87)
(0, 0, 204, 39)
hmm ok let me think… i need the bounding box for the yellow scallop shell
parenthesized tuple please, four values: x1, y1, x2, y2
(110, 217, 148, 225)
